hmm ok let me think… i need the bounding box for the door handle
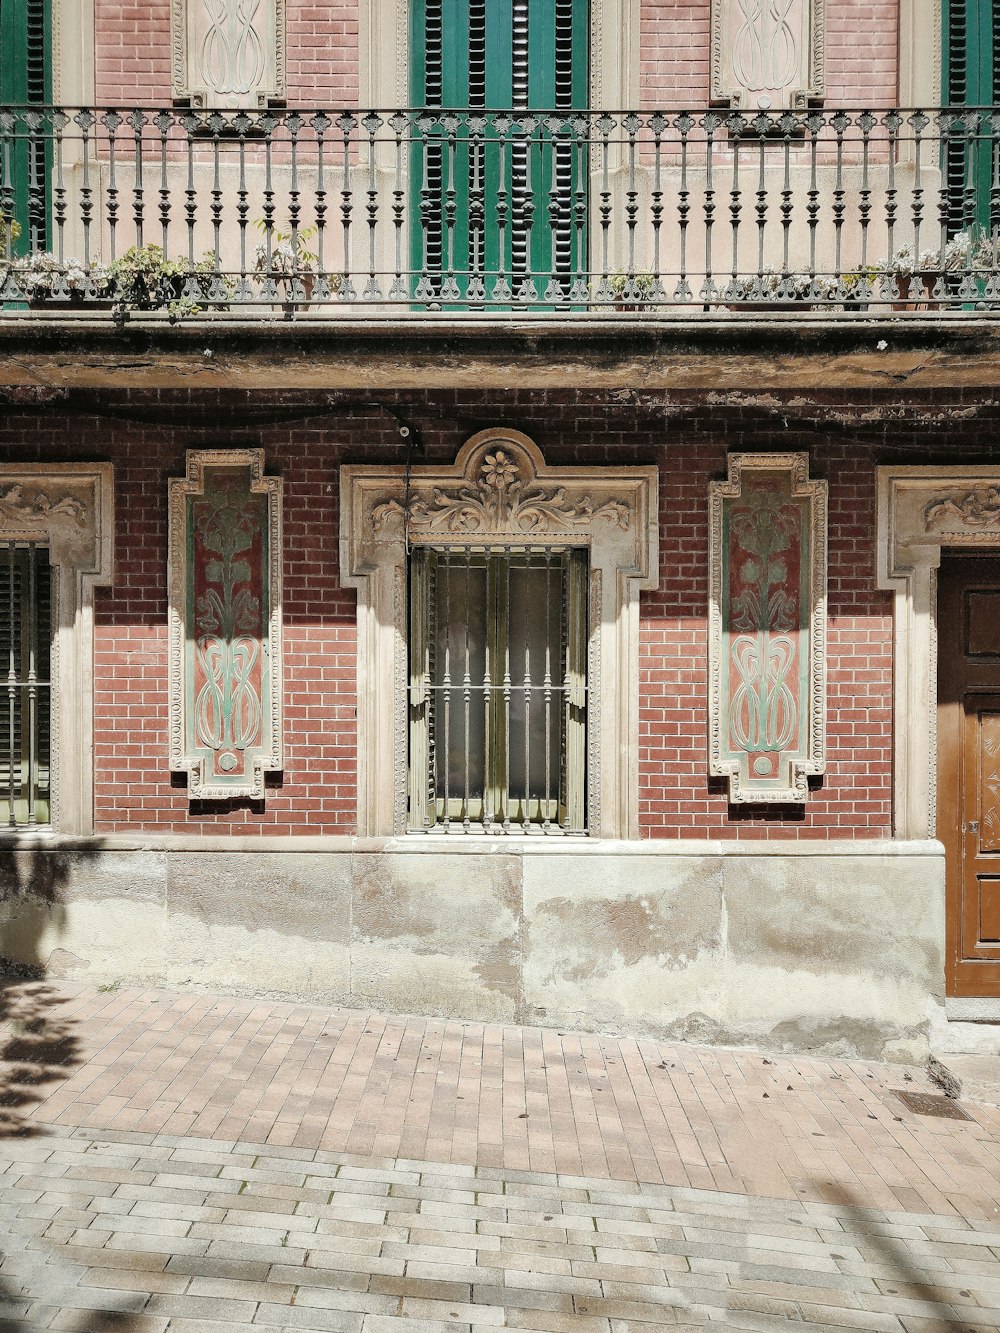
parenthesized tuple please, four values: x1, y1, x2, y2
(968, 821, 980, 833)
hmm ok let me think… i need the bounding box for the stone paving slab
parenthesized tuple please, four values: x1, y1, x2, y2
(2, 981, 1000, 1330)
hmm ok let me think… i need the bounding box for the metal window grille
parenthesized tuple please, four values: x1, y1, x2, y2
(1, 542, 52, 827)
(408, 546, 588, 834)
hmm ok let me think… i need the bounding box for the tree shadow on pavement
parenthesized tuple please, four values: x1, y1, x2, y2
(0, 846, 108, 1333)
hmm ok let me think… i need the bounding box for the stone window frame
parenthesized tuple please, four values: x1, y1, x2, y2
(339, 428, 658, 839)
(877, 465, 1000, 839)
(0, 464, 114, 837)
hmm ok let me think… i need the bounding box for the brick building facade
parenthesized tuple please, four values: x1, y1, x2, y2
(2, 0, 999, 1062)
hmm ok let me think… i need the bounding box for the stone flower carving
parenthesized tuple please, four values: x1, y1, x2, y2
(372, 450, 630, 535)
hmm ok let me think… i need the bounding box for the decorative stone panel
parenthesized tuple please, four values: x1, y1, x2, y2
(709, 452, 828, 803)
(340, 428, 659, 839)
(168, 450, 283, 800)
(0, 464, 114, 835)
(171, 0, 286, 109)
(711, 0, 825, 110)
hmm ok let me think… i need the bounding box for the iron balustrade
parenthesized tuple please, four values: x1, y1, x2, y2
(1, 105, 999, 316)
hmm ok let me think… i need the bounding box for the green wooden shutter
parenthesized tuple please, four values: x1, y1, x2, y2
(410, 0, 589, 305)
(0, 0, 52, 255)
(943, 0, 999, 235)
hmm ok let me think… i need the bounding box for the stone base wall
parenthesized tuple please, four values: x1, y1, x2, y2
(0, 839, 944, 1063)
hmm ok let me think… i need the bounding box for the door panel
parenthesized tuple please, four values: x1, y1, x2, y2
(938, 557, 1000, 996)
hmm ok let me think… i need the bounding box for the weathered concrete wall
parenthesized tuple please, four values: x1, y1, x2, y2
(0, 839, 944, 1062)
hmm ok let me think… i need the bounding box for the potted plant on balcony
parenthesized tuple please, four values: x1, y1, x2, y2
(253, 223, 319, 317)
(105, 244, 232, 322)
(13, 251, 111, 307)
(603, 271, 658, 312)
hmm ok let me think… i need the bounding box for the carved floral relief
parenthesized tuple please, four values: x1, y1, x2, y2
(168, 450, 283, 799)
(709, 453, 827, 802)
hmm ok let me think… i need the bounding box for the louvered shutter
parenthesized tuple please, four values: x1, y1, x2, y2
(410, 0, 588, 304)
(0, 0, 52, 253)
(943, 0, 999, 235)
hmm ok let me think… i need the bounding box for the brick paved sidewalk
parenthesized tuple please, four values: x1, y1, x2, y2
(3, 980, 1000, 1331)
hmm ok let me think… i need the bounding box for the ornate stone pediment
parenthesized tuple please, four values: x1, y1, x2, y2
(370, 444, 632, 539)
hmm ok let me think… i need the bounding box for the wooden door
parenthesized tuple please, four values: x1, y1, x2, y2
(938, 556, 1000, 996)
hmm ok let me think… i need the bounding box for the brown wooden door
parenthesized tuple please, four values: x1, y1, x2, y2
(938, 556, 1000, 997)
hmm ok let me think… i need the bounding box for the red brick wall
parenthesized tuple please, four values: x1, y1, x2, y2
(5, 385, 981, 841)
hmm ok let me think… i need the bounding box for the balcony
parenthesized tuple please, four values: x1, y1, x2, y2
(1, 104, 999, 325)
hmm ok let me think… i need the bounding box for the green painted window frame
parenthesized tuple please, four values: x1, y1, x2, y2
(409, 0, 590, 303)
(0, 0, 52, 254)
(408, 545, 588, 834)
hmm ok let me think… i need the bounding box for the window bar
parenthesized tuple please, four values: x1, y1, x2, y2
(6, 543, 16, 828)
(625, 113, 639, 291)
(441, 548, 451, 831)
(543, 552, 553, 831)
(425, 553, 436, 830)
(462, 557, 472, 832)
(502, 557, 511, 833)
(663, 113, 679, 301)
(482, 558, 494, 830)
(26, 544, 38, 826)
(0, 113, 14, 264)
(522, 559, 531, 832)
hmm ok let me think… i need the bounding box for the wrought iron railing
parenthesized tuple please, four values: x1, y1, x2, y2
(1, 104, 999, 318)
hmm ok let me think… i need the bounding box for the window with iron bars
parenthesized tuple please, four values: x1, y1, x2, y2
(1, 542, 52, 828)
(408, 546, 588, 833)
